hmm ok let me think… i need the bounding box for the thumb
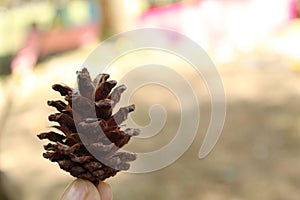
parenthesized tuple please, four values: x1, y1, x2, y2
(61, 179, 101, 200)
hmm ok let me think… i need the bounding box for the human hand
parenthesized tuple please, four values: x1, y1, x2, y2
(61, 179, 113, 200)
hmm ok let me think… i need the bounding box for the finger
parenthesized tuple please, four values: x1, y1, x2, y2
(61, 179, 101, 200)
(97, 181, 113, 200)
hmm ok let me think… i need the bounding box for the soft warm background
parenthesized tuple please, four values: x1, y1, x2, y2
(1, 0, 300, 200)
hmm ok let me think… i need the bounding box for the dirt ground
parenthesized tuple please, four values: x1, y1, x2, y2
(0, 45, 300, 200)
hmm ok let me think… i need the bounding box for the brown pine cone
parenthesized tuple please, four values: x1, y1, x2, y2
(37, 68, 139, 185)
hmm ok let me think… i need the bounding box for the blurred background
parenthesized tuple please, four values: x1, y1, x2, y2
(1, 0, 300, 199)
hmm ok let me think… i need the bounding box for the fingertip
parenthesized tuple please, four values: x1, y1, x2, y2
(61, 179, 100, 200)
(97, 181, 113, 200)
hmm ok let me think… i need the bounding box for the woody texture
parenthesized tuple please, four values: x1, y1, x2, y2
(37, 68, 139, 185)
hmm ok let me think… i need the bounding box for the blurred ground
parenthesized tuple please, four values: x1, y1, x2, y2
(0, 39, 300, 200)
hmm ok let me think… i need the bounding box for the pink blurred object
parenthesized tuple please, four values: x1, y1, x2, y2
(138, 0, 297, 51)
(11, 23, 100, 73)
(11, 24, 41, 73)
(289, 0, 299, 19)
(40, 23, 100, 56)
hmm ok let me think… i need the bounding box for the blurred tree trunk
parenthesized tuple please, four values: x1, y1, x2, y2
(98, 0, 142, 38)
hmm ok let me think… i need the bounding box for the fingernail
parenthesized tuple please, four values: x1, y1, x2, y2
(97, 181, 113, 200)
(61, 179, 100, 200)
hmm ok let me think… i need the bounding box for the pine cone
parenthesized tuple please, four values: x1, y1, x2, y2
(37, 68, 139, 185)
